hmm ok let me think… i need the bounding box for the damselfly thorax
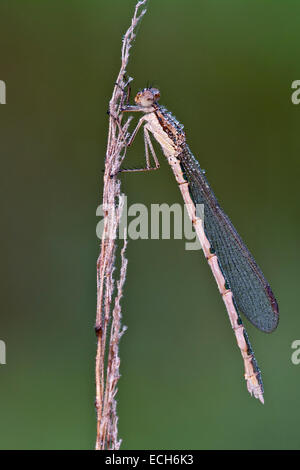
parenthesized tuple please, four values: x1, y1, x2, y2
(119, 87, 279, 404)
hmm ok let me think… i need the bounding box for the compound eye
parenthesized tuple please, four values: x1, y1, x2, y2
(134, 92, 142, 103)
(150, 88, 160, 101)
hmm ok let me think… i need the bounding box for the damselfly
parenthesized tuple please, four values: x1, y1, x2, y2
(119, 87, 279, 404)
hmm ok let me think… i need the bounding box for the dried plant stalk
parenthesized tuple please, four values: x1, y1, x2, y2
(95, 0, 148, 451)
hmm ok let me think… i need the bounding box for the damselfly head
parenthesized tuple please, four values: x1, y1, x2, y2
(134, 88, 160, 107)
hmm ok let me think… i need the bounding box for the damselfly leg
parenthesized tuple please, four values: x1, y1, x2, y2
(115, 108, 161, 174)
(117, 123, 160, 173)
(117, 75, 132, 110)
(107, 76, 133, 140)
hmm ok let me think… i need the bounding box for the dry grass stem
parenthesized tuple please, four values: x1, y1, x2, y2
(95, 0, 148, 451)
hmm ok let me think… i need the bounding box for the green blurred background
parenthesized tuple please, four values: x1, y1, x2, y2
(0, 0, 299, 450)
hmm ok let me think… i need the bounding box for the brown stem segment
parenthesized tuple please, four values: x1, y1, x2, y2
(95, 0, 148, 450)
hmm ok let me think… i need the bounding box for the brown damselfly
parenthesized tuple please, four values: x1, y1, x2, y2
(116, 87, 279, 404)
